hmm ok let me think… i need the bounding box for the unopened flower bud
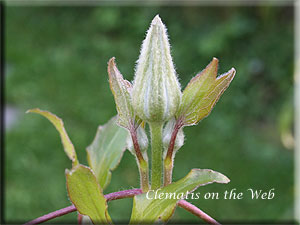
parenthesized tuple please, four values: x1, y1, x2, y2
(163, 118, 184, 158)
(132, 15, 181, 123)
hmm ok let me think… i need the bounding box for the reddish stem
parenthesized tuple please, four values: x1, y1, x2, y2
(165, 119, 183, 160)
(24, 205, 76, 225)
(130, 128, 145, 164)
(77, 213, 83, 224)
(164, 119, 184, 185)
(24, 189, 142, 225)
(105, 188, 142, 201)
(24, 189, 221, 225)
(177, 200, 221, 225)
(130, 126, 150, 192)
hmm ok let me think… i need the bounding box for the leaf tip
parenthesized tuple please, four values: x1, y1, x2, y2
(210, 57, 219, 76)
(215, 171, 230, 184)
(228, 67, 236, 77)
(217, 67, 236, 82)
(26, 108, 39, 114)
(212, 57, 219, 64)
(192, 57, 219, 82)
(223, 176, 230, 183)
(108, 57, 116, 75)
(108, 57, 116, 65)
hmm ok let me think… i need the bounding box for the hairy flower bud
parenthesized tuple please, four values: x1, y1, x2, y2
(132, 15, 181, 123)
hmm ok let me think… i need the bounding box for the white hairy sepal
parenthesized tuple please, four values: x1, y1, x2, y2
(132, 15, 181, 123)
(162, 118, 184, 158)
(127, 126, 149, 157)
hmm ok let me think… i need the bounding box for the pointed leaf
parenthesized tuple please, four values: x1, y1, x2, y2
(130, 169, 230, 224)
(26, 108, 78, 165)
(87, 116, 128, 189)
(108, 57, 138, 129)
(66, 164, 112, 224)
(177, 58, 236, 126)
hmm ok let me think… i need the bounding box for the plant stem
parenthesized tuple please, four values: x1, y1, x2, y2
(25, 205, 76, 225)
(163, 157, 173, 186)
(163, 119, 182, 186)
(130, 129, 150, 192)
(177, 200, 221, 225)
(24, 189, 143, 225)
(104, 188, 142, 201)
(138, 159, 150, 192)
(24, 189, 221, 225)
(150, 122, 163, 190)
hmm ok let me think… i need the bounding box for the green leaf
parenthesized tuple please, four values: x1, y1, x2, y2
(26, 108, 78, 165)
(66, 164, 112, 224)
(130, 169, 230, 224)
(87, 116, 128, 189)
(108, 57, 140, 129)
(177, 58, 236, 126)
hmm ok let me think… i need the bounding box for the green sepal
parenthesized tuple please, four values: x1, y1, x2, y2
(108, 57, 141, 129)
(177, 58, 236, 126)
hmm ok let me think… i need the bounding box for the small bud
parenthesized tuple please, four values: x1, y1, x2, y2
(162, 118, 184, 158)
(132, 15, 181, 123)
(127, 126, 149, 159)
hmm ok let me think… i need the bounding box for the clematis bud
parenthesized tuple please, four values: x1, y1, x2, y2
(132, 15, 181, 123)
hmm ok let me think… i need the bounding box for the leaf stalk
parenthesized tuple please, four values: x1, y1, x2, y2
(130, 128, 150, 192)
(163, 119, 183, 186)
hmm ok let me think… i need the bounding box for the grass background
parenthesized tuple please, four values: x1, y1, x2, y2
(5, 5, 294, 223)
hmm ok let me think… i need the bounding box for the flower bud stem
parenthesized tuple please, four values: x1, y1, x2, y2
(130, 128, 150, 192)
(164, 119, 183, 186)
(150, 122, 164, 189)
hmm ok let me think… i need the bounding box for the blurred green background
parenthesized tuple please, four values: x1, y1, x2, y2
(5, 5, 294, 223)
